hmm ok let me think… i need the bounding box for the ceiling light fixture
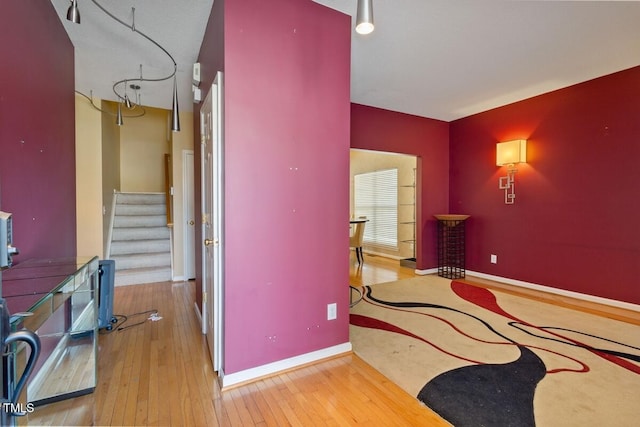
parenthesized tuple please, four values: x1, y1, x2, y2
(116, 102, 124, 126)
(66, 0, 180, 132)
(171, 76, 180, 132)
(66, 0, 81, 24)
(355, 0, 374, 35)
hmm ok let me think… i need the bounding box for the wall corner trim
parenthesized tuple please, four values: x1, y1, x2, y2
(219, 342, 353, 389)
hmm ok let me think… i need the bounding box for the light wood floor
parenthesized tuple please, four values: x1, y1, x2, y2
(25, 254, 638, 426)
(26, 269, 448, 426)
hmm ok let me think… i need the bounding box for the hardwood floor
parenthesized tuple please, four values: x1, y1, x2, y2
(348, 253, 416, 287)
(25, 254, 637, 426)
(26, 274, 447, 426)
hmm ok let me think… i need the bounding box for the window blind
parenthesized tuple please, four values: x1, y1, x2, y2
(354, 168, 398, 250)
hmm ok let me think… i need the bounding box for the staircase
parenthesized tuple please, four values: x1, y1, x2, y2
(108, 192, 172, 286)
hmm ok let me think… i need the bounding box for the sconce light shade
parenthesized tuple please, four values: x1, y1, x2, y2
(66, 0, 81, 24)
(496, 139, 526, 204)
(496, 139, 527, 166)
(356, 0, 374, 35)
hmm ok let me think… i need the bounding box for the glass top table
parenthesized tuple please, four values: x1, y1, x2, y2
(2, 256, 100, 407)
(2, 256, 98, 330)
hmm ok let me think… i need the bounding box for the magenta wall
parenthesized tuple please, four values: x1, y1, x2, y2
(351, 104, 450, 270)
(198, 0, 351, 374)
(450, 67, 640, 304)
(0, 2, 76, 261)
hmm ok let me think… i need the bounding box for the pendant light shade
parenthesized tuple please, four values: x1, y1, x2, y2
(116, 102, 124, 126)
(355, 0, 374, 35)
(66, 0, 81, 24)
(171, 76, 180, 132)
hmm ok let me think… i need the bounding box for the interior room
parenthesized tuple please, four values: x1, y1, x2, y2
(0, 1, 638, 425)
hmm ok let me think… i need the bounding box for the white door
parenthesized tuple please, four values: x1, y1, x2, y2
(200, 72, 224, 372)
(183, 150, 196, 279)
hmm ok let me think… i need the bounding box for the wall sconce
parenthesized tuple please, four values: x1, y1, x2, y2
(496, 139, 527, 204)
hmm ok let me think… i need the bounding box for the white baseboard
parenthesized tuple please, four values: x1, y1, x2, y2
(415, 268, 437, 275)
(220, 342, 352, 389)
(172, 275, 186, 282)
(466, 270, 640, 313)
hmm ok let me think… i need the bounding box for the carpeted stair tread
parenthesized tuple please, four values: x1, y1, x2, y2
(108, 192, 173, 286)
(111, 252, 171, 270)
(114, 266, 172, 286)
(112, 226, 170, 241)
(114, 214, 166, 228)
(117, 192, 165, 204)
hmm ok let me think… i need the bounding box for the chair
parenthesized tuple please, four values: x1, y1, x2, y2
(349, 221, 366, 264)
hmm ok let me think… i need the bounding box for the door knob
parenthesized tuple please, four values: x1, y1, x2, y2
(204, 239, 213, 246)
(189, 220, 195, 225)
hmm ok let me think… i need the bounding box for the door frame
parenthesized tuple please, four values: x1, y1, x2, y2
(182, 149, 195, 280)
(200, 72, 224, 372)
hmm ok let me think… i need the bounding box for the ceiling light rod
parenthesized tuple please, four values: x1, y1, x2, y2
(87, 1, 177, 100)
(70, 1, 180, 130)
(75, 90, 146, 119)
(89, 0, 180, 131)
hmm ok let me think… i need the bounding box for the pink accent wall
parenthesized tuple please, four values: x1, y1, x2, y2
(0, 2, 77, 261)
(197, 0, 351, 374)
(450, 66, 640, 304)
(350, 104, 450, 270)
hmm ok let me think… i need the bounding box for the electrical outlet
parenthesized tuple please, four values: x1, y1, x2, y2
(327, 303, 337, 320)
(491, 254, 497, 264)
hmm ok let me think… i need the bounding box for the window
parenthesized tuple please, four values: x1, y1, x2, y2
(354, 168, 398, 250)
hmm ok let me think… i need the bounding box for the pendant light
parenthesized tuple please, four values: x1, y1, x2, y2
(171, 76, 180, 132)
(355, 0, 374, 35)
(116, 102, 124, 126)
(66, 0, 81, 24)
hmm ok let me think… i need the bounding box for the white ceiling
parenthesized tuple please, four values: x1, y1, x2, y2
(51, 0, 640, 121)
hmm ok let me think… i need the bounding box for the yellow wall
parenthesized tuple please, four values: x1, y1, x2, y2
(75, 98, 194, 279)
(101, 101, 121, 256)
(75, 94, 104, 258)
(119, 106, 169, 192)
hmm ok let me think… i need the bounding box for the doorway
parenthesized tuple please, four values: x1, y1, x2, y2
(349, 149, 417, 264)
